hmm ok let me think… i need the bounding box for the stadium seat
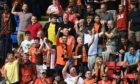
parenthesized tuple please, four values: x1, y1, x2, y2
(127, 74, 134, 79)
(116, 61, 123, 70)
(104, 61, 116, 70)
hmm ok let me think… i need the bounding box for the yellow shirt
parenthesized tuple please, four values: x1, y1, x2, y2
(48, 23, 56, 45)
(5, 60, 19, 84)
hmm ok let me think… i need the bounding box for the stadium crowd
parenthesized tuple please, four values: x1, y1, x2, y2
(0, 0, 140, 84)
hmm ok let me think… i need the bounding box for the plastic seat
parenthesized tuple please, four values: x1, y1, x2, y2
(116, 61, 123, 70)
(104, 61, 115, 70)
(127, 74, 134, 79)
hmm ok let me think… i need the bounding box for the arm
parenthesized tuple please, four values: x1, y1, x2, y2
(74, 72, 83, 84)
(74, 24, 84, 37)
(62, 61, 69, 79)
(128, 20, 131, 40)
(11, 2, 19, 15)
(56, 27, 61, 45)
(4, 66, 8, 81)
(88, 35, 95, 47)
(123, 53, 128, 67)
(105, 29, 115, 39)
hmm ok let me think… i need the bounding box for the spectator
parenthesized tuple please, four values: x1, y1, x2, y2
(116, 4, 128, 38)
(73, 36, 87, 73)
(66, 0, 76, 9)
(118, 37, 130, 61)
(55, 28, 73, 75)
(20, 53, 37, 84)
(84, 27, 104, 70)
(92, 56, 108, 81)
(31, 30, 45, 46)
(27, 15, 42, 39)
(60, 27, 75, 48)
(98, 73, 112, 84)
(102, 20, 118, 61)
(62, 61, 84, 84)
(46, 0, 62, 15)
(128, 2, 140, 49)
(84, 4, 95, 20)
(43, 15, 59, 46)
(74, 0, 85, 19)
(112, 71, 123, 84)
(131, 71, 140, 84)
(98, 4, 114, 22)
(85, 15, 94, 30)
(60, 12, 75, 36)
(0, 2, 16, 66)
(18, 31, 31, 53)
(40, 40, 56, 72)
(93, 15, 106, 56)
(66, 7, 77, 24)
(29, 37, 43, 64)
(123, 46, 139, 73)
(11, 2, 32, 45)
(83, 70, 95, 84)
(34, 69, 52, 84)
(4, 52, 20, 84)
(46, 0, 63, 22)
(53, 73, 66, 84)
(74, 19, 87, 37)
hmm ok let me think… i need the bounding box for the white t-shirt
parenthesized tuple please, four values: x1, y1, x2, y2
(84, 34, 99, 55)
(48, 5, 59, 13)
(64, 74, 83, 84)
(21, 40, 31, 53)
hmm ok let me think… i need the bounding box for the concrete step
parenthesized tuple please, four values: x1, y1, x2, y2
(41, 15, 48, 21)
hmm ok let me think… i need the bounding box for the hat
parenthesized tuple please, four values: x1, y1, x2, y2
(40, 69, 46, 74)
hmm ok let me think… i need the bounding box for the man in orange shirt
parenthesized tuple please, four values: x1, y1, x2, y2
(20, 53, 37, 84)
(29, 37, 43, 64)
(55, 28, 72, 76)
(98, 73, 112, 84)
(34, 69, 52, 84)
(83, 70, 95, 84)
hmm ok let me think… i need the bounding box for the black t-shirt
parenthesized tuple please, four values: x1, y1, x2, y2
(129, 10, 140, 31)
(59, 21, 76, 36)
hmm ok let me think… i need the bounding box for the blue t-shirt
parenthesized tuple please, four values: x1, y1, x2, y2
(124, 51, 140, 65)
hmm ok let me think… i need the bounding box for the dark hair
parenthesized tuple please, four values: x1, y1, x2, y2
(50, 14, 57, 19)
(48, 40, 53, 45)
(25, 31, 31, 35)
(7, 51, 14, 57)
(24, 53, 29, 57)
(34, 37, 40, 41)
(131, 1, 139, 8)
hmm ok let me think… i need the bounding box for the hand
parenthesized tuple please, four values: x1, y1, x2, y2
(78, 55, 82, 58)
(119, 49, 125, 54)
(78, 71, 83, 77)
(29, 81, 34, 84)
(58, 27, 61, 32)
(5, 76, 8, 80)
(43, 37, 47, 43)
(68, 28, 71, 31)
(100, 19, 106, 25)
(14, 1, 18, 6)
(75, 20, 79, 25)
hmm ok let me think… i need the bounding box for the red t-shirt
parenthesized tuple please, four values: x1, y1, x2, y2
(28, 22, 42, 39)
(116, 10, 128, 31)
